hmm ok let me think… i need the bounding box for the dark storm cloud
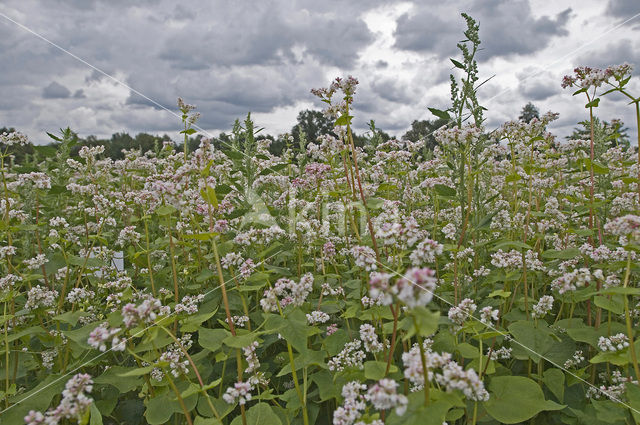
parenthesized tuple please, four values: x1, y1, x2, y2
(393, 0, 571, 61)
(42, 81, 71, 98)
(157, 5, 373, 69)
(606, 0, 640, 19)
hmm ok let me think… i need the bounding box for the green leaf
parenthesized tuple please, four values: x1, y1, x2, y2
(593, 295, 624, 315)
(194, 417, 223, 425)
(483, 376, 565, 424)
(585, 98, 600, 108)
(404, 307, 439, 340)
(230, 403, 282, 425)
(275, 310, 310, 354)
(433, 184, 456, 197)
(450, 58, 465, 69)
(201, 186, 218, 208)
(156, 204, 177, 216)
(90, 403, 103, 425)
(364, 361, 397, 380)
(94, 366, 144, 393)
(542, 368, 565, 402)
(334, 114, 352, 127)
(508, 320, 555, 362)
(223, 332, 257, 348)
(488, 289, 511, 298)
(428, 107, 451, 121)
(199, 328, 229, 352)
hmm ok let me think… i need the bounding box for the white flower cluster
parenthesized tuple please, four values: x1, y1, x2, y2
(87, 323, 125, 352)
(597, 333, 629, 352)
(551, 268, 591, 294)
(25, 373, 93, 425)
(369, 268, 437, 308)
(479, 306, 499, 325)
(350, 245, 378, 271)
(25, 285, 59, 311)
(306, 310, 330, 325)
(121, 296, 170, 328)
(225, 315, 250, 327)
(604, 214, 640, 243)
(410, 238, 444, 265)
(359, 324, 384, 353)
(448, 298, 477, 328)
(328, 340, 366, 371)
(174, 294, 204, 315)
(333, 381, 367, 425)
(402, 343, 488, 401)
(222, 381, 253, 405)
(260, 273, 313, 312)
(365, 379, 408, 415)
(532, 295, 554, 319)
(563, 350, 585, 369)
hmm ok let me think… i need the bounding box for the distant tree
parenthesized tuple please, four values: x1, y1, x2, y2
(290, 110, 335, 148)
(519, 102, 540, 123)
(402, 118, 448, 151)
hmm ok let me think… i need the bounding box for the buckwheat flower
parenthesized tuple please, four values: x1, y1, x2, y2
(23, 254, 48, 270)
(49, 216, 69, 228)
(333, 381, 367, 425)
(323, 241, 336, 259)
(260, 273, 313, 312)
(436, 361, 489, 401)
(604, 214, 640, 243)
(30, 373, 94, 424)
(307, 310, 330, 325)
(488, 347, 512, 361)
(174, 294, 204, 315)
(393, 267, 437, 308)
(410, 238, 443, 265)
(223, 381, 253, 405)
(551, 268, 591, 294)
(88, 323, 125, 352)
(448, 298, 477, 328)
(326, 323, 338, 336)
(66, 287, 95, 304)
(41, 348, 57, 369)
(24, 410, 45, 425)
(328, 340, 366, 371)
(532, 295, 554, 319)
(359, 324, 383, 353)
(121, 296, 169, 328)
(442, 222, 456, 240)
(221, 252, 244, 269)
(1, 131, 29, 146)
(479, 306, 499, 324)
(116, 226, 141, 248)
(366, 379, 408, 415)
(18, 172, 51, 189)
(563, 350, 585, 369)
(225, 315, 249, 328)
(0, 273, 21, 291)
(158, 334, 193, 378)
(350, 245, 377, 271)
(25, 285, 58, 311)
(0, 245, 16, 260)
(369, 272, 393, 305)
(598, 333, 629, 352)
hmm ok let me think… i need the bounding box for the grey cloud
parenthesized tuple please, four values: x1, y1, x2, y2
(394, 1, 572, 61)
(42, 81, 71, 98)
(73, 89, 86, 99)
(371, 77, 414, 103)
(606, 0, 640, 19)
(517, 68, 560, 101)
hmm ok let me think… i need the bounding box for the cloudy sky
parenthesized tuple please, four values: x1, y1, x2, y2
(1, 0, 639, 144)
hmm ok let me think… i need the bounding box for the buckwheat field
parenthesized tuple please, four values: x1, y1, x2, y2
(2, 12, 640, 425)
